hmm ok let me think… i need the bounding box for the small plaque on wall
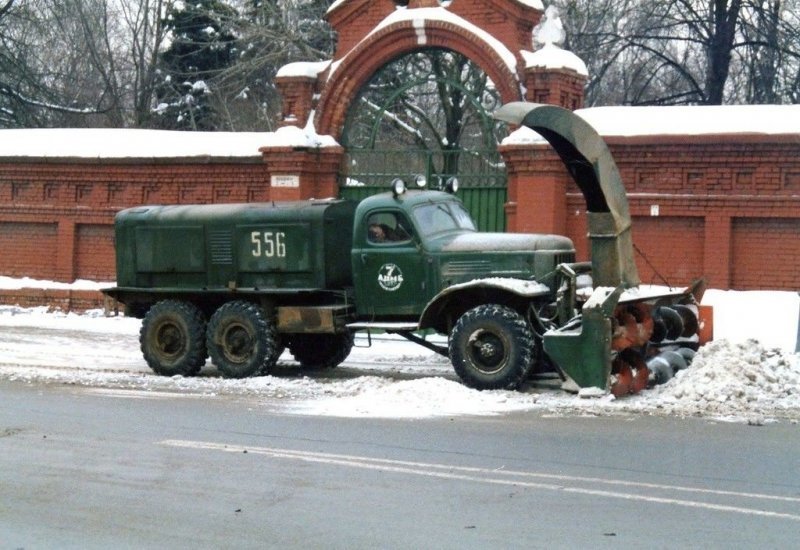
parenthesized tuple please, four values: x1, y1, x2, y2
(271, 175, 300, 188)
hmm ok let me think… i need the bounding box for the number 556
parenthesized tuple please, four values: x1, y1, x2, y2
(251, 231, 286, 258)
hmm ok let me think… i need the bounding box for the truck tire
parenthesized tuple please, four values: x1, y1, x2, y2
(449, 304, 535, 390)
(206, 301, 278, 378)
(140, 300, 207, 376)
(288, 332, 354, 369)
(263, 338, 285, 375)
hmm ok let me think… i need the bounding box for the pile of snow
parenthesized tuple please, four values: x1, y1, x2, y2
(646, 340, 799, 420)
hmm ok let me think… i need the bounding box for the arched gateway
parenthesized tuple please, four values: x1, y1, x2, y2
(263, 0, 587, 231)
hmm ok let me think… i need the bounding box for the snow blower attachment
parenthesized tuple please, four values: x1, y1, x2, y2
(494, 102, 712, 396)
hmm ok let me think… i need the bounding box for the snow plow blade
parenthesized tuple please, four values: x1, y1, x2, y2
(543, 282, 709, 394)
(542, 286, 620, 391)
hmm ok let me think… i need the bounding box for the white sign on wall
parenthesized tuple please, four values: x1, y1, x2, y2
(271, 175, 300, 188)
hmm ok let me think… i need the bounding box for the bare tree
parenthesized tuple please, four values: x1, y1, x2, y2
(211, 0, 335, 131)
(119, 0, 171, 127)
(557, 0, 800, 105)
(0, 0, 104, 127)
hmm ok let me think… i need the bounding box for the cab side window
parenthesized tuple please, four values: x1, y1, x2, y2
(367, 212, 412, 244)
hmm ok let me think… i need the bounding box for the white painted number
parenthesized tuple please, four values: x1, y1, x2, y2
(250, 231, 287, 258)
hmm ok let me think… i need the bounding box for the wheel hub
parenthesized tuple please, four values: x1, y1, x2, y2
(479, 341, 498, 360)
(468, 330, 506, 372)
(222, 324, 254, 363)
(156, 323, 184, 357)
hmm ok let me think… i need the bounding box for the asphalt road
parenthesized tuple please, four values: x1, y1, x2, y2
(1, 379, 799, 549)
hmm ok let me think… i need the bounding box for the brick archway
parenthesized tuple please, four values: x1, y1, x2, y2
(315, 18, 523, 140)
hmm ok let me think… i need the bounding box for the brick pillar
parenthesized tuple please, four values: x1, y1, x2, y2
(501, 145, 570, 235)
(703, 214, 732, 288)
(521, 44, 587, 110)
(523, 67, 586, 110)
(260, 146, 345, 201)
(275, 76, 318, 129)
(56, 218, 76, 282)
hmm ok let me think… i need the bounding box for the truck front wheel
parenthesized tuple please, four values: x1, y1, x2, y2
(288, 333, 354, 369)
(140, 300, 207, 376)
(449, 304, 535, 390)
(207, 301, 278, 378)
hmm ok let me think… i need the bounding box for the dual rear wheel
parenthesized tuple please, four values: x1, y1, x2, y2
(140, 299, 353, 378)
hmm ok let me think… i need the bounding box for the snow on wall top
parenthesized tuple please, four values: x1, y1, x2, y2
(326, 0, 346, 13)
(327, 1, 544, 15)
(276, 60, 331, 79)
(502, 104, 800, 144)
(514, 0, 545, 8)
(521, 44, 588, 76)
(0, 125, 338, 159)
(370, 6, 518, 74)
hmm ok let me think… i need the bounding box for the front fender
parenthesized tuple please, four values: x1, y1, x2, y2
(418, 278, 551, 333)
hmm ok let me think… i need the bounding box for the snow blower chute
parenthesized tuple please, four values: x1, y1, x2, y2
(494, 102, 712, 396)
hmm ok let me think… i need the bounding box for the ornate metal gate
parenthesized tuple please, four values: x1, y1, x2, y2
(337, 49, 508, 232)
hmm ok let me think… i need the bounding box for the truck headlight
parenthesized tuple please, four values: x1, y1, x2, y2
(391, 178, 407, 197)
(445, 176, 459, 194)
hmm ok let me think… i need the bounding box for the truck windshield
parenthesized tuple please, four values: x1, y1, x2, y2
(412, 201, 476, 237)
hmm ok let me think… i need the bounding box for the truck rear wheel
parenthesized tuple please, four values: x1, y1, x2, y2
(288, 333, 354, 369)
(140, 300, 207, 376)
(449, 304, 535, 390)
(207, 301, 278, 378)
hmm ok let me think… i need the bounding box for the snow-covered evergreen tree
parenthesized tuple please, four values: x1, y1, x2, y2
(154, 0, 239, 130)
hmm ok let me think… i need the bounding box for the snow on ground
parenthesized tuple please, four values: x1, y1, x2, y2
(0, 284, 798, 423)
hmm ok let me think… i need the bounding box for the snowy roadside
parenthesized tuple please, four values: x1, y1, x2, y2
(0, 286, 798, 423)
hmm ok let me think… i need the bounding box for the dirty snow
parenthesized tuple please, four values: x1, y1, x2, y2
(0, 282, 797, 423)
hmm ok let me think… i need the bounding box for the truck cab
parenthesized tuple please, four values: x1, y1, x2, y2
(351, 185, 575, 324)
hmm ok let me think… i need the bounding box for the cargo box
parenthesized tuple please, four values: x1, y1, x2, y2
(114, 199, 356, 292)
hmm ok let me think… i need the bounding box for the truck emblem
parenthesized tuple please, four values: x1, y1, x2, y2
(377, 263, 404, 291)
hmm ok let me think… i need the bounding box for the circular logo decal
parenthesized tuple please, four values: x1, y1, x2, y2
(378, 263, 404, 292)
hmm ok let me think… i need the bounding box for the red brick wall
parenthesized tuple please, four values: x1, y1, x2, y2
(732, 217, 800, 290)
(75, 224, 116, 281)
(629, 216, 705, 286)
(0, 159, 268, 286)
(3, 0, 799, 314)
(0, 221, 58, 277)
(505, 135, 800, 291)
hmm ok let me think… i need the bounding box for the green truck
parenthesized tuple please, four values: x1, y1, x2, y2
(104, 103, 709, 395)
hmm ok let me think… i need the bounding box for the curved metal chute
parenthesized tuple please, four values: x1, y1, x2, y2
(494, 102, 640, 288)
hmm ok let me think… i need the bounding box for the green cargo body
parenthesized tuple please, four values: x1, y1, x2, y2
(113, 200, 356, 294)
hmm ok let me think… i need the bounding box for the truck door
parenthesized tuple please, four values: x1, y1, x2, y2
(354, 210, 429, 318)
